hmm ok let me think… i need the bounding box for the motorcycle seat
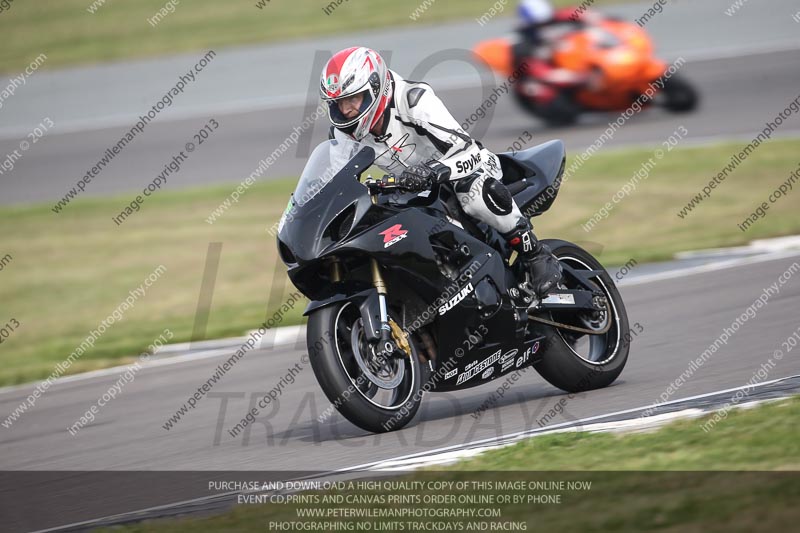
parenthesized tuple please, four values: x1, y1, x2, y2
(497, 140, 566, 195)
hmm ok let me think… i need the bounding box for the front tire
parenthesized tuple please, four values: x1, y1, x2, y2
(531, 240, 630, 392)
(307, 302, 424, 433)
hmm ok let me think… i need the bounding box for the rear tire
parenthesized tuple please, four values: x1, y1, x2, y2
(513, 89, 580, 127)
(662, 75, 698, 113)
(307, 302, 423, 433)
(531, 240, 630, 392)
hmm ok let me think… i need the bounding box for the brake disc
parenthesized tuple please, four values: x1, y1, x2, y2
(351, 320, 404, 389)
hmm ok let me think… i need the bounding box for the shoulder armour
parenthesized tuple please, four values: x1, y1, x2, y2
(406, 87, 426, 108)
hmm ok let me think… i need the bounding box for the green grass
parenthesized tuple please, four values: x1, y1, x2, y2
(448, 398, 800, 471)
(0, 0, 624, 74)
(1, 138, 798, 386)
(541, 137, 800, 264)
(0, 179, 304, 385)
(102, 397, 800, 532)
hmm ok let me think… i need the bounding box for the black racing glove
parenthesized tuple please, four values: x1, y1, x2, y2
(397, 162, 451, 192)
(397, 164, 435, 192)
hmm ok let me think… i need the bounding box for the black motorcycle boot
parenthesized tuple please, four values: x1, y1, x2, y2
(503, 219, 563, 298)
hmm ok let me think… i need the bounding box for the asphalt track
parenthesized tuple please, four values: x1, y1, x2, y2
(2, 251, 799, 472)
(1, 249, 800, 531)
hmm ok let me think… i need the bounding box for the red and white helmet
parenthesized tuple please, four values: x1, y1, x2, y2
(320, 47, 393, 140)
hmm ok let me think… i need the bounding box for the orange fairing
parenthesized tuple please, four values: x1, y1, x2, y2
(550, 19, 668, 111)
(551, 31, 594, 73)
(473, 38, 514, 76)
(551, 21, 656, 79)
(472, 16, 681, 114)
(644, 59, 669, 81)
(604, 20, 654, 56)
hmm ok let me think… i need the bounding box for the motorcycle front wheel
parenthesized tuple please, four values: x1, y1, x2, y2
(307, 301, 424, 433)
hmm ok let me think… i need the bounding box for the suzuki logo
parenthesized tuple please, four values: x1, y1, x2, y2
(438, 283, 474, 315)
(380, 224, 408, 248)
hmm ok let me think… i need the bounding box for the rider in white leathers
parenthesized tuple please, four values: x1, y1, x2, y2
(321, 46, 561, 297)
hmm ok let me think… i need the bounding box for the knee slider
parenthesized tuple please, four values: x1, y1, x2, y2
(483, 178, 514, 216)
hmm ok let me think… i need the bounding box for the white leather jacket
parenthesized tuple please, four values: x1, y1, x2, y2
(330, 70, 499, 181)
(330, 70, 522, 235)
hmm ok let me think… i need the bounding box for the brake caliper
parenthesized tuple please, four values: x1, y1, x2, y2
(389, 319, 412, 358)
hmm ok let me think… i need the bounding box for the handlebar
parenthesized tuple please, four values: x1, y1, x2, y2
(365, 164, 449, 194)
(365, 174, 400, 194)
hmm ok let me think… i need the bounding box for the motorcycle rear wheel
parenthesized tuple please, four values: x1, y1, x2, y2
(662, 74, 698, 113)
(513, 89, 580, 127)
(531, 240, 630, 392)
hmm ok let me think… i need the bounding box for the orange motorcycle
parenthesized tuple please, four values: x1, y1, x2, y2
(473, 13, 698, 126)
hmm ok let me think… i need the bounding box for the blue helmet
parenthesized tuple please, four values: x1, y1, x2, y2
(518, 0, 554, 25)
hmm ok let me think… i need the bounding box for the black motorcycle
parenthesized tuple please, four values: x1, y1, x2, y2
(277, 138, 629, 433)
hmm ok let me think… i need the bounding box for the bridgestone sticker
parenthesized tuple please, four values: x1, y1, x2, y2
(456, 349, 502, 385)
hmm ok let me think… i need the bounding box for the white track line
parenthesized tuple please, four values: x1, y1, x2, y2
(32, 374, 800, 533)
(620, 249, 800, 287)
(333, 374, 800, 473)
(0, 335, 304, 396)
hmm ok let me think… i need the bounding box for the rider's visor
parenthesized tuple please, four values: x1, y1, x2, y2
(326, 86, 375, 129)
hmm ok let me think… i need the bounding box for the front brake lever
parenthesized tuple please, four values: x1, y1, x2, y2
(367, 174, 401, 194)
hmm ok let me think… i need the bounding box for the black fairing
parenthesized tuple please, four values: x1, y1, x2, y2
(278, 140, 564, 392)
(278, 146, 376, 265)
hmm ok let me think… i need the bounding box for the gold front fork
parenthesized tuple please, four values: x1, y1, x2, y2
(370, 258, 386, 295)
(371, 257, 393, 350)
(371, 258, 411, 358)
(330, 259, 342, 282)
